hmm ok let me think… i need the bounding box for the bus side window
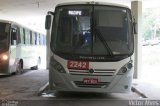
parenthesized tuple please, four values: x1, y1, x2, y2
(19, 28, 24, 44)
(30, 31, 32, 45)
(11, 28, 17, 45)
(16, 27, 21, 44)
(25, 29, 30, 44)
(39, 34, 41, 45)
(32, 32, 35, 45)
(40, 34, 43, 45)
(43, 35, 46, 45)
(44, 35, 46, 45)
(35, 32, 38, 45)
(23, 28, 26, 44)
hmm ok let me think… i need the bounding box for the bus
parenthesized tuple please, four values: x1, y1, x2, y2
(0, 20, 46, 75)
(45, 1, 135, 93)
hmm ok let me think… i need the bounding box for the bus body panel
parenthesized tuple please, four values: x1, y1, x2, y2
(9, 45, 17, 74)
(16, 44, 39, 69)
(49, 55, 134, 93)
(0, 20, 46, 75)
(0, 54, 10, 75)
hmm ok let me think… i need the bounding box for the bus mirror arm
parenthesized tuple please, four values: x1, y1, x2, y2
(48, 11, 54, 15)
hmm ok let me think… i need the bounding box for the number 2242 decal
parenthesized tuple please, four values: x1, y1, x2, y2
(67, 60, 89, 70)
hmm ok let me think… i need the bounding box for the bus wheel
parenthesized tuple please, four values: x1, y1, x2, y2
(16, 60, 23, 73)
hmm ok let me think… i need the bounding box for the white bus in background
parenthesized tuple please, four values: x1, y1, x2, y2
(0, 20, 46, 75)
(45, 1, 136, 93)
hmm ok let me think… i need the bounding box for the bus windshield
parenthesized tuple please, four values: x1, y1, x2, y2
(0, 22, 10, 52)
(51, 5, 133, 60)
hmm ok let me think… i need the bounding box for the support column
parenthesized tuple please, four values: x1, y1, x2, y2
(131, 1, 142, 79)
(46, 29, 51, 69)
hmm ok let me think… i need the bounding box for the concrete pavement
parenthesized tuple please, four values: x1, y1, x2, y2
(0, 68, 160, 106)
(0, 68, 159, 103)
(133, 79, 160, 99)
(0, 69, 48, 100)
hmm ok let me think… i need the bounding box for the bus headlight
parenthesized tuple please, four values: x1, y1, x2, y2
(117, 61, 133, 75)
(50, 57, 66, 73)
(2, 54, 8, 61)
(127, 62, 133, 70)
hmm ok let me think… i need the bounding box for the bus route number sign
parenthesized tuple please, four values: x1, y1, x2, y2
(67, 60, 89, 70)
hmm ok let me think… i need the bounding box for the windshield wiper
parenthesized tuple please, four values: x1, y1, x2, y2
(94, 28, 114, 57)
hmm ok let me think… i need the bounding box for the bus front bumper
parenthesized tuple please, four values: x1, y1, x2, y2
(0, 63, 10, 75)
(49, 69, 133, 93)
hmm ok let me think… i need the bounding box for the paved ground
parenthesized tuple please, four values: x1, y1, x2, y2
(0, 69, 48, 100)
(0, 69, 141, 100)
(133, 68, 160, 99)
(0, 68, 159, 106)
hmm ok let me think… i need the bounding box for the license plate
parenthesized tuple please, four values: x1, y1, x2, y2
(67, 60, 89, 70)
(83, 78, 98, 84)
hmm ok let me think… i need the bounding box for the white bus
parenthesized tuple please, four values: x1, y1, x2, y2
(0, 20, 46, 75)
(45, 2, 135, 93)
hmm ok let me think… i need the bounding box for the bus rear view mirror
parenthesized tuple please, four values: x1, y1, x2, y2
(45, 15, 51, 30)
(133, 17, 137, 34)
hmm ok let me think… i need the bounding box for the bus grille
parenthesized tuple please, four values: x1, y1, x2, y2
(69, 69, 116, 76)
(74, 81, 110, 88)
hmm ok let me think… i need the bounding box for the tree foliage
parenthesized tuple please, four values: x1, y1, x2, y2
(143, 8, 160, 40)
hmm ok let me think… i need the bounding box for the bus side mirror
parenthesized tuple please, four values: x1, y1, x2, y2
(133, 17, 137, 34)
(45, 15, 52, 30)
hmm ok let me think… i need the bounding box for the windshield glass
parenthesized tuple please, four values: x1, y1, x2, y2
(52, 5, 133, 60)
(0, 22, 10, 52)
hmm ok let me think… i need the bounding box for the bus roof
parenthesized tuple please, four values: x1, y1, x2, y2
(56, 1, 130, 9)
(0, 19, 23, 27)
(0, 19, 45, 35)
(0, 19, 12, 24)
